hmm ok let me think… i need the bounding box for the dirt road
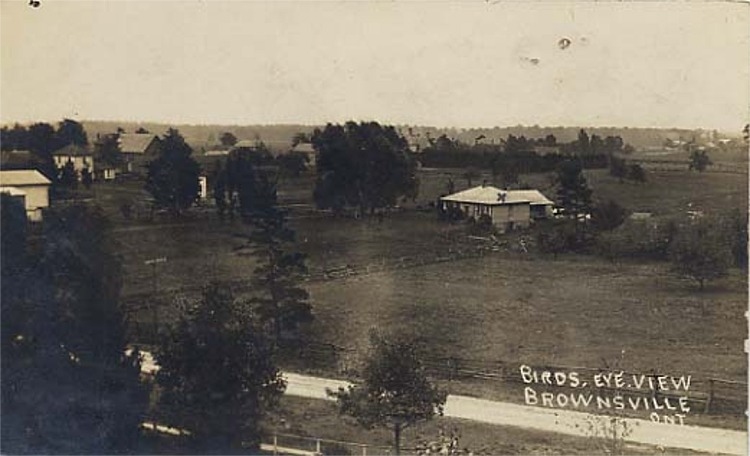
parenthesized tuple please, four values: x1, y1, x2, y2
(282, 372, 746, 455)
(140, 354, 746, 454)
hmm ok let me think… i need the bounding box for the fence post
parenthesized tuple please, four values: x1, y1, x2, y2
(273, 434, 278, 455)
(704, 379, 714, 414)
(362, 444, 367, 456)
(316, 439, 321, 454)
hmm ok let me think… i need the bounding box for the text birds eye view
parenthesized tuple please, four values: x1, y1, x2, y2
(1, 1, 748, 455)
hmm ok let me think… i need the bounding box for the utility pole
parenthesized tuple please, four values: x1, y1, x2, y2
(144, 257, 167, 339)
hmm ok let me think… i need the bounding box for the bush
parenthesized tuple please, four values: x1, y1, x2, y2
(595, 218, 678, 262)
(536, 219, 579, 258)
(437, 203, 466, 222)
(467, 214, 495, 235)
(591, 200, 628, 232)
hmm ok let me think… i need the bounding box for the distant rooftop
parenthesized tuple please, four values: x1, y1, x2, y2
(119, 133, 158, 154)
(0, 169, 52, 186)
(291, 143, 315, 154)
(53, 143, 92, 156)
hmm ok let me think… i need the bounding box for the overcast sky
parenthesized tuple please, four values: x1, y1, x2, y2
(1, 1, 748, 131)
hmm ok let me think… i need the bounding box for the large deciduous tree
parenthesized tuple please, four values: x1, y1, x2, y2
(27, 122, 58, 180)
(145, 128, 201, 214)
(155, 283, 285, 453)
(54, 118, 88, 148)
(669, 219, 731, 291)
(328, 333, 447, 455)
(312, 122, 418, 215)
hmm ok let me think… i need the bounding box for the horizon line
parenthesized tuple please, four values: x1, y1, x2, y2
(1, 118, 745, 135)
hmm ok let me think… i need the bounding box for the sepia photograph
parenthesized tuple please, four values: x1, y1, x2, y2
(1, 0, 748, 454)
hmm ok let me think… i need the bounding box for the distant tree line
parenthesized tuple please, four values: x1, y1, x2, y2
(417, 130, 626, 176)
(1, 119, 89, 183)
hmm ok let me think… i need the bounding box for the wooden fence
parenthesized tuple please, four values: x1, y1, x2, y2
(287, 341, 747, 417)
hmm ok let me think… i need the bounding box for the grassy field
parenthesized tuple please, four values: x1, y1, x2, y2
(304, 254, 747, 378)
(93, 165, 747, 433)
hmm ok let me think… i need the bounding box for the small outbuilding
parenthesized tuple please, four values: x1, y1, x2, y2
(440, 184, 553, 232)
(0, 169, 52, 221)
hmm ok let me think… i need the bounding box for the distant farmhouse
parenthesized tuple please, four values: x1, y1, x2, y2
(118, 133, 161, 173)
(440, 184, 554, 232)
(290, 142, 316, 167)
(52, 144, 95, 180)
(0, 169, 52, 221)
(533, 145, 561, 156)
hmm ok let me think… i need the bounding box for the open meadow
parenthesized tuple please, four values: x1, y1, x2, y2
(104, 166, 747, 429)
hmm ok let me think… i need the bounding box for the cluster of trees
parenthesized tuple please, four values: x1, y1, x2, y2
(534, 160, 745, 290)
(2, 158, 315, 454)
(153, 140, 313, 451)
(596, 211, 746, 290)
(312, 122, 419, 215)
(1, 119, 88, 155)
(1, 200, 148, 454)
(211, 144, 276, 220)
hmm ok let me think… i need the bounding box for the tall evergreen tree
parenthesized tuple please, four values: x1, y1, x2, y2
(555, 160, 593, 245)
(230, 166, 313, 345)
(58, 160, 79, 192)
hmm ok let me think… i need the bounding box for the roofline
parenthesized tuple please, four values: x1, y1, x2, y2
(440, 197, 530, 205)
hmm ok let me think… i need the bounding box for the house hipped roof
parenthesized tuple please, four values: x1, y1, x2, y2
(441, 185, 554, 206)
(119, 134, 158, 154)
(52, 144, 92, 157)
(291, 143, 315, 154)
(0, 169, 52, 186)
